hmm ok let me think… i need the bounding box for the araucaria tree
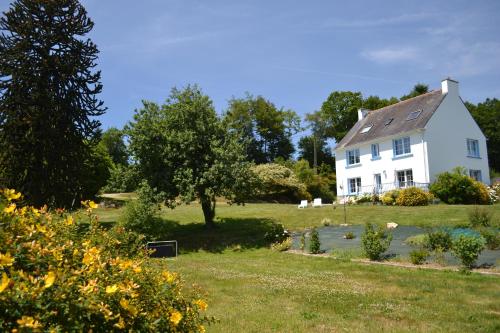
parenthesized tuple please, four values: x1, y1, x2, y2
(0, 0, 105, 207)
(128, 85, 251, 228)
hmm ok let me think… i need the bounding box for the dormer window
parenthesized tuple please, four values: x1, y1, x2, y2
(360, 124, 372, 134)
(406, 109, 422, 121)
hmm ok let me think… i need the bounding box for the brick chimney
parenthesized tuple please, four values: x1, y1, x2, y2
(441, 77, 459, 96)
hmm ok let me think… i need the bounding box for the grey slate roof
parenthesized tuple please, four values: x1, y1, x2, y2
(335, 89, 446, 150)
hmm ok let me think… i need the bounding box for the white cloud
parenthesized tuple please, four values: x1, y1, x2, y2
(361, 47, 419, 63)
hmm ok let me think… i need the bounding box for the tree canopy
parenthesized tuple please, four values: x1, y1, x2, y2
(224, 94, 300, 163)
(400, 83, 429, 101)
(127, 85, 251, 227)
(99, 127, 129, 166)
(467, 98, 500, 171)
(0, 0, 105, 207)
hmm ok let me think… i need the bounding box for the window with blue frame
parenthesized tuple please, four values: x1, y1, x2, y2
(348, 177, 362, 194)
(371, 143, 380, 159)
(393, 137, 411, 156)
(466, 139, 480, 158)
(469, 169, 482, 182)
(346, 149, 360, 165)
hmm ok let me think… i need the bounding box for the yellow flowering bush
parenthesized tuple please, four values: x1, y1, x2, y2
(0, 190, 210, 332)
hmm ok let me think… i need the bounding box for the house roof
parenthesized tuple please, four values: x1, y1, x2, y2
(335, 89, 446, 150)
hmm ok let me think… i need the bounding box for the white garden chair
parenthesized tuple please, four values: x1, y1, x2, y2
(312, 198, 322, 208)
(298, 200, 308, 209)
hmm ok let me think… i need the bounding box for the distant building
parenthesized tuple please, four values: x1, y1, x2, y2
(335, 78, 490, 199)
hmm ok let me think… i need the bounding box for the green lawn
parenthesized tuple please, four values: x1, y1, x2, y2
(94, 202, 500, 332)
(167, 249, 500, 332)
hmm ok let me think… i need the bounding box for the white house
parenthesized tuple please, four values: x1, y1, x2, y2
(335, 78, 490, 199)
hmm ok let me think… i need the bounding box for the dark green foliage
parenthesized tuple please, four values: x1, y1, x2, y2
(429, 167, 490, 204)
(362, 95, 399, 110)
(361, 223, 392, 260)
(118, 181, 164, 239)
(400, 83, 429, 101)
(452, 235, 485, 269)
(426, 230, 452, 251)
(127, 85, 251, 227)
(224, 94, 300, 163)
(477, 228, 500, 250)
(409, 248, 429, 265)
(297, 135, 335, 168)
(309, 227, 321, 254)
(264, 223, 289, 243)
(102, 164, 140, 193)
(82, 143, 113, 198)
(466, 98, 500, 171)
(468, 206, 492, 228)
(294, 160, 336, 202)
(99, 127, 129, 166)
(0, 0, 106, 207)
(316, 91, 363, 142)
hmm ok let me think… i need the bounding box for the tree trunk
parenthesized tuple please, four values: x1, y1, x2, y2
(201, 195, 216, 229)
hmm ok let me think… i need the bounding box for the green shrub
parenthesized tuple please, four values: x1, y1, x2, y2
(405, 234, 428, 247)
(409, 249, 429, 265)
(118, 181, 165, 239)
(452, 235, 486, 269)
(426, 230, 452, 251)
(361, 223, 392, 260)
(381, 190, 400, 205)
(299, 233, 306, 251)
(429, 167, 490, 204)
(343, 232, 355, 239)
(271, 237, 292, 252)
(395, 187, 430, 206)
(264, 223, 289, 243)
(477, 228, 500, 250)
(468, 206, 492, 227)
(102, 164, 140, 193)
(251, 163, 311, 203)
(309, 227, 321, 254)
(0, 190, 209, 332)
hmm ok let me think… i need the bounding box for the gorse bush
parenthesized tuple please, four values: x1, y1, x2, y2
(309, 228, 321, 254)
(381, 190, 400, 205)
(477, 228, 500, 250)
(395, 187, 431, 206)
(361, 223, 392, 260)
(426, 230, 452, 251)
(468, 206, 492, 228)
(452, 235, 486, 269)
(429, 167, 490, 204)
(0, 189, 209, 332)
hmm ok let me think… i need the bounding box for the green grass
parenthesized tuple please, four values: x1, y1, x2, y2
(94, 202, 500, 332)
(96, 202, 500, 230)
(166, 249, 500, 332)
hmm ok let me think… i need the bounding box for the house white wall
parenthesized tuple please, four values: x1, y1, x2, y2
(335, 131, 428, 197)
(425, 81, 490, 184)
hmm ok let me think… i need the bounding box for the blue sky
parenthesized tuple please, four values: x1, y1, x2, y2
(1, 0, 500, 136)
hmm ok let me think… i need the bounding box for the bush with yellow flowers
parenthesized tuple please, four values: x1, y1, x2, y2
(0, 189, 210, 332)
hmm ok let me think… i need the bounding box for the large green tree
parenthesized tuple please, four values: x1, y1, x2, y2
(400, 83, 429, 101)
(297, 135, 335, 169)
(0, 0, 105, 207)
(466, 98, 500, 171)
(128, 85, 251, 227)
(99, 127, 128, 166)
(315, 91, 363, 143)
(224, 95, 300, 163)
